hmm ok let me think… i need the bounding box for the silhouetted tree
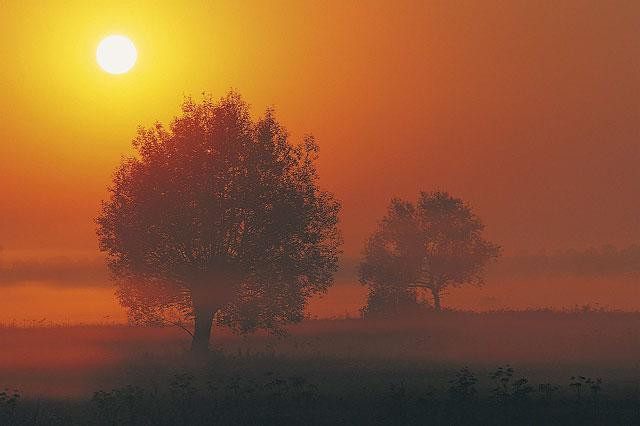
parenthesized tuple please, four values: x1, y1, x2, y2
(97, 92, 341, 353)
(360, 285, 428, 318)
(359, 191, 499, 312)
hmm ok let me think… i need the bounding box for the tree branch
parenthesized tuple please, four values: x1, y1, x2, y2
(159, 318, 194, 337)
(407, 280, 433, 289)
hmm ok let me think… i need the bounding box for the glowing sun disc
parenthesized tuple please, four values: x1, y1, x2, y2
(96, 35, 137, 74)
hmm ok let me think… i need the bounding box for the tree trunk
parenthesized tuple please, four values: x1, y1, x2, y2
(191, 305, 214, 354)
(432, 288, 442, 312)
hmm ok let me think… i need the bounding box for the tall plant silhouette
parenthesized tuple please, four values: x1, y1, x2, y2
(359, 191, 499, 312)
(97, 92, 341, 352)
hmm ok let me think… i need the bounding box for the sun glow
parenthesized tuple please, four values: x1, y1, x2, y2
(96, 35, 137, 74)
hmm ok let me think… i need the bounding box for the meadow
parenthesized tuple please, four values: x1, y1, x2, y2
(2, 309, 640, 425)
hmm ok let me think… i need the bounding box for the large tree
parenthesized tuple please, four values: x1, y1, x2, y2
(359, 191, 500, 312)
(97, 92, 341, 352)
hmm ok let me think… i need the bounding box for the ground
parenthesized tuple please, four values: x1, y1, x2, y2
(2, 310, 639, 424)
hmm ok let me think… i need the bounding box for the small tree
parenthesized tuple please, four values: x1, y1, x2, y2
(97, 92, 341, 352)
(359, 191, 499, 312)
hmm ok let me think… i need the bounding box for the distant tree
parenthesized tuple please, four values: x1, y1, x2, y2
(359, 191, 500, 312)
(360, 285, 428, 318)
(97, 92, 341, 353)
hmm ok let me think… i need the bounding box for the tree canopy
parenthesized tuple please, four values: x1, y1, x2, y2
(96, 92, 341, 351)
(359, 191, 500, 313)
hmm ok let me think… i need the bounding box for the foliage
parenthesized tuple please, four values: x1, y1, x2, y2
(569, 376, 603, 399)
(96, 91, 341, 348)
(7, 362, 639, 425)
(489, 365, 534, 406)
(92, 385, 148, 425)
(448, 366, 478, 404)
(359, 191, 500, 312)
(360, 285, 430, 318)
(4, 311, 639, 424)
(0, 388, 20, 423)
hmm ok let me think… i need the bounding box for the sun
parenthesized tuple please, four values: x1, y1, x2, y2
(96, 35, 137, 74)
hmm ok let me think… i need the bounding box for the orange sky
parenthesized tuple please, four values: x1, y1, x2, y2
(1, 1, 639, 322)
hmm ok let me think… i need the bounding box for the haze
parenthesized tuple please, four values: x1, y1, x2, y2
(1, 0, 639, 322)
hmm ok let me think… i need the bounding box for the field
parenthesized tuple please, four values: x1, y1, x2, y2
(2, 310, 640, 424)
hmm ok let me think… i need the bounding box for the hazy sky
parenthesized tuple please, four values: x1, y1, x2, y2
(0, 1, 638, 320)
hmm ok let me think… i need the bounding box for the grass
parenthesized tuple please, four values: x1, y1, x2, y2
(6, 356, 640, 425)
(2, 309, 640, 424)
